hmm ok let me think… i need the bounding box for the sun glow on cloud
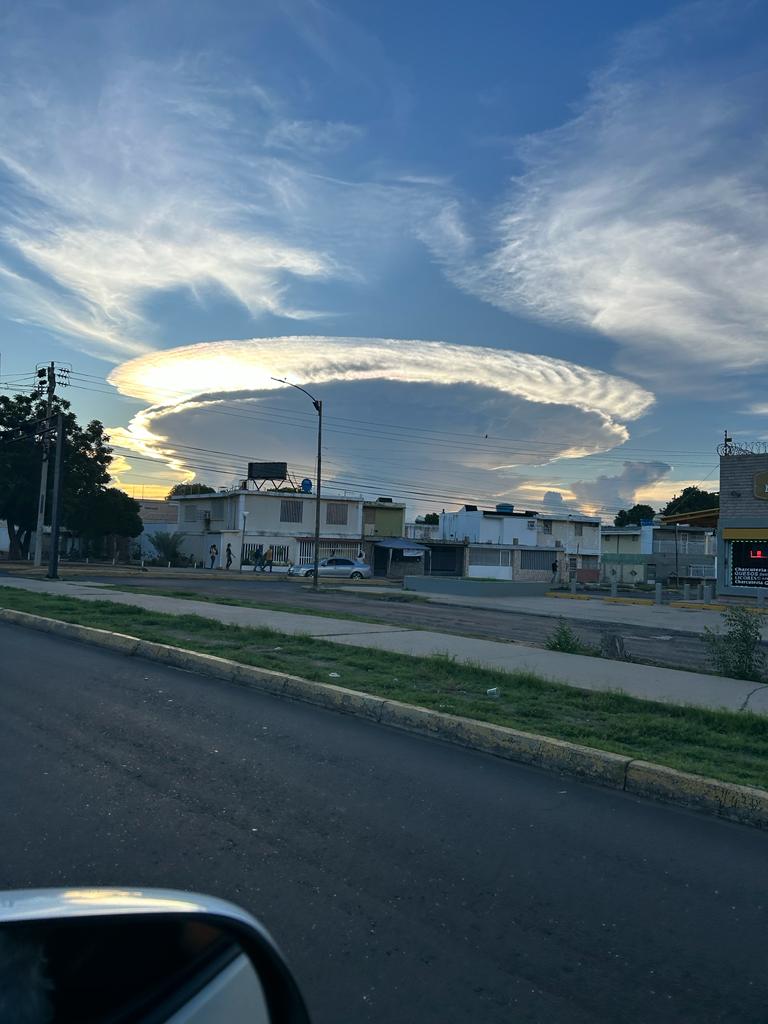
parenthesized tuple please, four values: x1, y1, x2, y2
(107, 335, 654, 484)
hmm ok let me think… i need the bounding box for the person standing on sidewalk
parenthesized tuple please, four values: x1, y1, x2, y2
(551, 559, 558, 584)
(263, 546, 274, 573)
(225, 543, 233, 570)
(209, 543, 218, 569)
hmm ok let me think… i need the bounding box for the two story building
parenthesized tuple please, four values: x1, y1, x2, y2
(437, 504, 601, 582)
(173, 488, 365, 567)
(600, 522, 716, 584)
(717, 448, 768, 595)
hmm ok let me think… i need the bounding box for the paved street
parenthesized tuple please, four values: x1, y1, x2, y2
(63, 572, 725, 672)
(2, 622, 767, 1023)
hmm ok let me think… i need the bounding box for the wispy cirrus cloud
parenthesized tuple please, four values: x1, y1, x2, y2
(0, 7, 441, 358)
(429, 2, 768, 378)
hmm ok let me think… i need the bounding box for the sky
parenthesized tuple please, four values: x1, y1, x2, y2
(1, 0, 766, 519)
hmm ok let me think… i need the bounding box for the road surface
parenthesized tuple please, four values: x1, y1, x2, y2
(2, 622, 767, 1023)
(79, 574, 719, 672)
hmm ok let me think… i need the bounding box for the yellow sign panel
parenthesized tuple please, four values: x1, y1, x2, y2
(755, 471, 768, 500)
(723, 528, 768, 539)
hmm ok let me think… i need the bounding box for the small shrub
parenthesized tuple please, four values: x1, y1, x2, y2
(546, 618, 598, 656)
(703, 606, 766, 681)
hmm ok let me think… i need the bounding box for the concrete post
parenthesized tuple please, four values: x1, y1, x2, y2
(683, 583, 690, 601)
(610, 579, 618, 598)
(703, 584, 713, 603)
(570, 576, 577, 594)
(654, 582, 662, 605)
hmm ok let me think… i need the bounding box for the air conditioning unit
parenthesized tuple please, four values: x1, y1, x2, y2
(555, 540, 563, 548)
(512, 538, 518, 544)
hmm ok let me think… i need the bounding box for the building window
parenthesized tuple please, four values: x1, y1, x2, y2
(540, 520, 553, 534)
(574, 523, 583, 537)
(363, 507, 376, 525)
(280, 499, 303, 523)
(183, 504, 198, 523)
(520, 549, 554, 570)
(469, 547, 511, 566)
(326, 502, 348, 526)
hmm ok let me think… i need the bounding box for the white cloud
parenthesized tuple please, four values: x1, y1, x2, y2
(569, 460, 672, 514)
(265, 119, 363, 153)
(431, 3, 768, 376)
(104, 336, 655, 507)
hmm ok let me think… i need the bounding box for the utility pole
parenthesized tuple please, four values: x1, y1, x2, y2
(46, 412, 65, 580)
(33, 363, 55, 567)
(271, 377, 323, 591)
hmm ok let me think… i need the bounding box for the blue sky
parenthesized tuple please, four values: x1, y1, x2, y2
(1, 0, 766, 516)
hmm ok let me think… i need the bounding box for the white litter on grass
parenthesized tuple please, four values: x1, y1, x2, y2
(328, 672, 341, 678)
(486, 687, 500, 698)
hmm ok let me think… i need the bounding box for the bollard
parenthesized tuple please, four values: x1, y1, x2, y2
(654, 582, 662, 605)
(703, 584, 713, 603)
(610, 579, 618, 598)
(683, 583, 690, 601)
(570, 576, 577, 594)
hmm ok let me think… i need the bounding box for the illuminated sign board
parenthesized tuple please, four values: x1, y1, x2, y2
(754, 471, 768, 500)
(731, 539, 768, 588)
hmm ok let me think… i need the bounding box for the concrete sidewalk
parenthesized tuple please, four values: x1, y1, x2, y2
(2, 577, 767, 716)
(346, 585, 768, 637)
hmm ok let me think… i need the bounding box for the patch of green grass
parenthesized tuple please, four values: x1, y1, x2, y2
(2, 586, 768, 790)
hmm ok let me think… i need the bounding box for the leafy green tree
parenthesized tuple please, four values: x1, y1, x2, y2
(167, 482, 216, 498)
(147, 531, 187, 566)
(423, 512, 439, 525)
(614, 504, 656, 527)
(68, 488, 142, 557)
(661, 486, 719, 517)
(0, 390, 112, 559)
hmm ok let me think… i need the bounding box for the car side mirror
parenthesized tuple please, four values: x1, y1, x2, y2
(0, 888, 311, 1023)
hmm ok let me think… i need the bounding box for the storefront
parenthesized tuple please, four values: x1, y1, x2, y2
(717, 447, 768, 595)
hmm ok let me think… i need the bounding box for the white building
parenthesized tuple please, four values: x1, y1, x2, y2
(438, 504, 601, 581)
(173, 488, 365, 567)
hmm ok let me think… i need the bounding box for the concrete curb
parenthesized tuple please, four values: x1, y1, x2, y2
(3, 606, 767, 830)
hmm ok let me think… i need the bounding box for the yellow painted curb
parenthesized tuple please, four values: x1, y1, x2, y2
(669, 601, 728, 611)
(603, 597, 654, 606)
(2, 605, 767, 830)
(545, 592, 592, 600)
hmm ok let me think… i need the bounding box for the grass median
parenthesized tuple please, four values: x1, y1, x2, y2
(2, 586, 767, 790)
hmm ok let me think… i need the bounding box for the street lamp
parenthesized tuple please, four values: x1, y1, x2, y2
(271, 377, 323, 591)
(240, 510, 250, 571)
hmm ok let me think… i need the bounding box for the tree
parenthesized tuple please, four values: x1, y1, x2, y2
(68, 488, 143, 557)
(661, 486, 719, 517)
(614, 504, 656, 527)
(423, 512, 439, 525)
(167, 482, 216, 499)
(0, 390, 112, 559)
(147, 531, 187, 566)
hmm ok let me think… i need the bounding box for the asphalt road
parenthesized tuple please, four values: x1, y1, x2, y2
(84, 574, 715, 672)
(2, 622, 767, 1023)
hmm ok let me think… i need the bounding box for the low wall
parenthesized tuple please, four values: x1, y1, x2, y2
(404, 576, 552, 598)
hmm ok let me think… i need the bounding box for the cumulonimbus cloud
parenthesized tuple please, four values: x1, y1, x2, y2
(430, 3, 768, 376)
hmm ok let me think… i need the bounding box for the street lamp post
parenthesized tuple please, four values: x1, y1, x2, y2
(240, 510, 250, 570)
(271, 378, 323, 591)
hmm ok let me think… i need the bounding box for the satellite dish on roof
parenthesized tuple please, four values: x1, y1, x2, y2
(301, 478, 313, 493)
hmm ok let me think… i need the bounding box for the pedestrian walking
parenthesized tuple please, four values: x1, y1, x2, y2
(225, 543, 233, 570)
(263, 546, 274, 573)
(209, 543, 218, 569)
(551, 559, 558, 584)
(252, 544, 263, 572)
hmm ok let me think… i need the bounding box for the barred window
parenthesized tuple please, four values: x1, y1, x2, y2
(540, 520, 553, 534)
(469, 547, 512, 566)
(363, 506, 376, 525)
(326, 502, 348, 526)
(520, 549, 554, 570)
(574, 523, 583, 537)
(280, 499, 303, 523)
(183, 503, 198, 523)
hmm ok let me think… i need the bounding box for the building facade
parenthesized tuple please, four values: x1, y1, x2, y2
(363, 498, 406, 539)
(173, 489, 364, 567)
(438, 504, 601, 582)
(717, 450, 768, 595)
(601, 523, 716, 584)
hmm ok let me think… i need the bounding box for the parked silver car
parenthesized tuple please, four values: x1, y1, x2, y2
(288, 557, 372, 579)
